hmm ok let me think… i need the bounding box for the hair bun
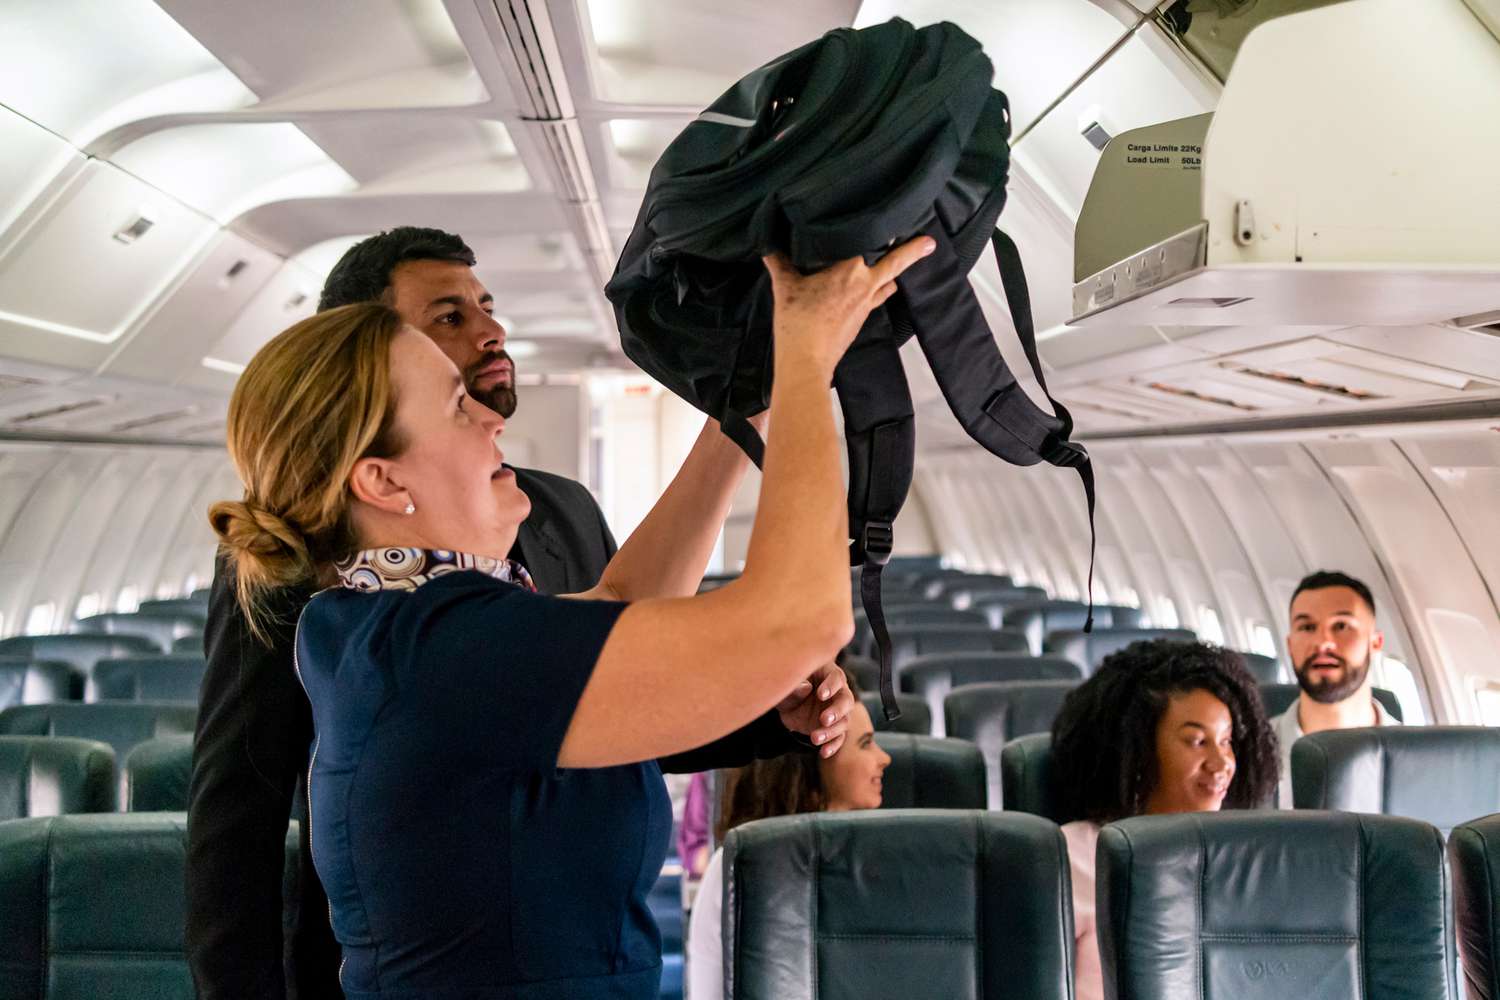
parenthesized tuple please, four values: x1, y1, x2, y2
(209, 498, 312, 590)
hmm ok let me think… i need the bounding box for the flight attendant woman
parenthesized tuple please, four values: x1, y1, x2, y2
(207, 237, 934, 1000)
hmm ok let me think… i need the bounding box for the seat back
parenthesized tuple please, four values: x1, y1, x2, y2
(902, 653, 1080, 734)
(124, 736, 193, 812)
(1045, 627, 1196, 675)
(0, 635, 160, 695)
(872, 734, 985, 809)
(134, 599, 208, 620)
(999, 733, 1073, 824)
(0, 736, 116, 818)
(1259, 682, 1404, 722)
(859, 693, 932, 735)
(949, 585, 1048, 612)
(170, 634, 204, 656)
(87, 656, 206, 703)
(0, 813, 197, 999)
(1238, 652, 1284, 683)
(945, 682, 1076, 807)
(1449, 812, 1500, 1000)
(922, 573, 1018, 600)
(74, 613, 203, 651)
(0, 657, 74, 709)
(1292, 727, 1500, 835)
(0, 703, 197, 762)
(1097, 811, 1456, 1000)
(854, 607, 989, 656)
(889, 626, 1029, 671)
(722, 810, 1072, 1000)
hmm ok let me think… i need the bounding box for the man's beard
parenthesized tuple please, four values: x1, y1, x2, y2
(466, 350, 517, 418)
(1294, 650, 1370, 704)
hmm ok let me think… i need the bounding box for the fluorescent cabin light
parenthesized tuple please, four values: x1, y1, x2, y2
(202, 357, 247, 375)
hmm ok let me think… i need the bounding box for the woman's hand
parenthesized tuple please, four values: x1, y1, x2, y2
(763, 236, 935, 377)
(774, 663, 856, 759)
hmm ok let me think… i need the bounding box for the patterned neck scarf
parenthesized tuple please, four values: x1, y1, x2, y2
(335, 547, 537, 594)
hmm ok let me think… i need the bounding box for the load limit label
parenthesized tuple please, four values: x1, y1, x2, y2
(1125, 142, 1201, 168)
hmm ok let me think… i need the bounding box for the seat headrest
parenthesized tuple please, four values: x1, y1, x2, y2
(124, 735, 194, 812)
(1258, 683, 1404, 722)
(1097, 811, 1454, 999)
(873, 734, 985, 809)
(0, 703, 197, 763)
(1292, 726, 1500, 834)
(1448, 812, 1500, 998)
(723, 810, 1072, 1000)
(859, 693, 932, 735)
(87, 657, 206, 703)
(0, 657, 74, 709)
(0, 634, 158, 675)
(1237, 652, 1283, 684)
(902, 653, 1081, 688)
(946, 682, 1075, 809)
(0, 735, 116, 819)
(999, 733, 1075, 824)
(888, 626, 1029, 670)
(1045, 628, 1196, 674)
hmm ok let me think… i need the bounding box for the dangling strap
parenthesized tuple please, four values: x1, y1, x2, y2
(852, 420, 907, 723)
(989, 229, 1096, 629)
(720, 408, 766, 469)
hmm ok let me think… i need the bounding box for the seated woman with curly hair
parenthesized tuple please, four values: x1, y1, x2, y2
(1050, 639, 1279, 1000)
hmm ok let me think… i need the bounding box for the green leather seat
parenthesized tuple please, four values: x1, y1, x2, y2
(0, 813, 301, 999)
(859, 693, 931, 735)
(888, 625, 1029, 671)
(1260, 682, 1403, 721)
(945, 682, 1075, 808)
(1045, 628, 1196, 676)
(87, 656, 206, 703)
(722, 810, 1072, 1000)
(998, 732, 1072, 823)
(872, 734, 985, 810)
(904, 653, 1080, 737)
(0, 703, 196, 762)
(0, 656, 74, 709)
(123, 735, 193, 812)
(1238, 652, 1284, 684)
(1449, 812, 1500, 1000)
(0, 735, 116, 818)
(1097, 811, 1456, 999)
(1292, 726, 1500, 835)
(0, 635, 159, 698)
(74, 613, 204, 652)
(134, 599, 208, 620)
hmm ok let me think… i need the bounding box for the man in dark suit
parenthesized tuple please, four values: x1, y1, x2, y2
(185, 227, 851, 999)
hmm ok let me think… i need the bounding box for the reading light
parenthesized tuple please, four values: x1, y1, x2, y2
(112, 209, 156, 245)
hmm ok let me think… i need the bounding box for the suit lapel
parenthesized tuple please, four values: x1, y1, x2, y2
(514, 504, 571, 595)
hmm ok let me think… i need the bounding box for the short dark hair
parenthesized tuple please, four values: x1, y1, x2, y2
(1051, 640, 1279, 824)
(1291, 570, 1375, 617)
(714, 672, 864, 841)
(318, 227, 476, 311)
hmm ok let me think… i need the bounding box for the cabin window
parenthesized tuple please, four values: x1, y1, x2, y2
(25, 603, 56, 635)
(116, 587, 140, 613)
(1196, 607, 1225, 646)
(1248, 624, 1278, 658)
(183, 574, 201, 595)
(155, 583, 178, 600)
(1376, 655, 1427, 725)
(0, 612, 6, 637)
(1476, 683, 1500, 727)
(1118, 588, 1142, 610)
(1155, 598, 1180, 629)
(75, 593, 101, 621)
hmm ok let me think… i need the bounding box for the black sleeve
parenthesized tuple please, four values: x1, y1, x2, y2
(185, 554, 341, 1000)
(657, 709, 812, 774)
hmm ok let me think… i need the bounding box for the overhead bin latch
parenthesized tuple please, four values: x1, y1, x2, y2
(1234, 199, 1256, 247)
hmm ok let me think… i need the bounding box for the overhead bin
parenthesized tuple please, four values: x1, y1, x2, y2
(1070, 0, 1500, 329)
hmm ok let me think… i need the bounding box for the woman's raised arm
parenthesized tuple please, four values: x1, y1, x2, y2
(558, 237, 934, 768)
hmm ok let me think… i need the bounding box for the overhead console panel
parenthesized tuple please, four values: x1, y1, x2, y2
(1071, 0, 1500, 329)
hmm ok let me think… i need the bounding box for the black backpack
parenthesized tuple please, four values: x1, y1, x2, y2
(605, 18, 1094, 720)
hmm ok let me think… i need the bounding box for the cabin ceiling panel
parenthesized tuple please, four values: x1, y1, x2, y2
(229, 192, 568, 258)
(105, 233, 284, 384)
(295, 118, 526, 190)
(854, 0, 1139, 132)
(0, 110, 85, 241)
(200, 260, 321, 375)
(1398, 434, 1500, 632)
(155, 0, 489, 110)
(580, 0, 860, 107)
(1012, 25, 1214, 220)
(0, 0, 256, 145)
(0, 162, 217, 371)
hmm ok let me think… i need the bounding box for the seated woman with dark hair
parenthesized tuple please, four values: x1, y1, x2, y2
(686, 675, 890, 1000)
(1051, 639, 1279, 1000)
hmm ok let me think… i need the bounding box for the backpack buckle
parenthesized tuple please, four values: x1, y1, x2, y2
(858, 521, 894, 566)
(1042, 437, 1088, 469)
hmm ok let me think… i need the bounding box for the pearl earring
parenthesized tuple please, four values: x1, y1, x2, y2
(404, 501, 416, 516)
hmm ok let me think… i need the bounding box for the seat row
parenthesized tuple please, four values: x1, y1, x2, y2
(0, 733, 192, 819)
(10, 805, 1500, 999)
(0, 653, 207, 708)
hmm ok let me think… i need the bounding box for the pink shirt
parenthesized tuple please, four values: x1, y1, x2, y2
(1062, 820, 1104, 1000)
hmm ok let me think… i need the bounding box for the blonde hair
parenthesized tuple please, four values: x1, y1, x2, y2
(209, 302, 406, 641)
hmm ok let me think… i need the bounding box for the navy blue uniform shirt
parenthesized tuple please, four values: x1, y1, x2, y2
(295, 570, 671, 1000)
